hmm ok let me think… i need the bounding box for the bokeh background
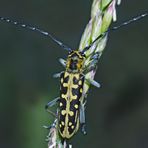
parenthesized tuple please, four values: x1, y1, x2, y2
(0, 0, 148, 148)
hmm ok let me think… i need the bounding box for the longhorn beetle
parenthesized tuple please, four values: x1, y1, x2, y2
(0, 12, 147, 140)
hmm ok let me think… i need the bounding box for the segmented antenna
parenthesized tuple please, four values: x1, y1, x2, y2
(83, 12, 148, 52)
(0, 16, 72, 52)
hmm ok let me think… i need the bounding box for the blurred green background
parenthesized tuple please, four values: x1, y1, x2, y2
(0, 0, 148, 148)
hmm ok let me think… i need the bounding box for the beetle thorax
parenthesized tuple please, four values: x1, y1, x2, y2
(66, 51, 85, 73)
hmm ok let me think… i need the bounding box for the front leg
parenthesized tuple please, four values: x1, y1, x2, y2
(53, 71, 64, 78)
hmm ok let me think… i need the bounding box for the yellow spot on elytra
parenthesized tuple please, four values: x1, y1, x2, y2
(78, 80, 82, 85)
(63, 83, 68, 87)
(64, 72, 69, 78)
(61, 94, 66, 99)
(73, 85, 78, 89)
(74, 104, 78, 109)
(61, 121, 65, 126)
(71, 125, 74, 129)
(61, 110, 66, 115)
(59, 124, 62, 128)
(69, 122, 72, 126)
(61, 78, 63, 83)
(60, 102, 63, 107)
(69, 111, 74, 116)
(71, 95, 77, 100)
(74, 75, 79, 79)
(80, 88, 83, 93)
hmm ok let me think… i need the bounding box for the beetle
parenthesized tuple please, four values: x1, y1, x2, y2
(54, 50, 100, 139)
(45, 49, 101, 139)
(0, 12, 147, 140)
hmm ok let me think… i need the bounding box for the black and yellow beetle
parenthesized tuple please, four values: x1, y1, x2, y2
(58, 51, 86, 139)
(56, 50, 100, 139)
(0, 12, 147, 140)
(46, 49, 101, 139)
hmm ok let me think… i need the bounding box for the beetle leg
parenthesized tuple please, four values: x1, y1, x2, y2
(45, 97, 59, 118)
(59, 58, 66, 67)
(85, 78, 101, 88)
(46, 109, 57, 118)
(53, 72, 62, 78)
(80, 100, 87, 135)
(45, 97, 60, 109)
(81, 73, 100, 88)
(53, 71, 64, 78)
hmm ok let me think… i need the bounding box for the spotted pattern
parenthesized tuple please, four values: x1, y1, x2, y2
(58, 72, 84, 139)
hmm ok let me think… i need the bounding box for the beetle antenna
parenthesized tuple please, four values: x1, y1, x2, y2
(83, 12, 148, 52)
(0, 16, 72, 52)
